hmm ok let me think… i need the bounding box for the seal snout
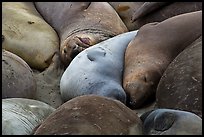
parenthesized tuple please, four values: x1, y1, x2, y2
(70, 44, 81, 59)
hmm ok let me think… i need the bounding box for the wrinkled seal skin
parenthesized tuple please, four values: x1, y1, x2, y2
(34, 95, 143, 135)
(60, 31, 138, 104)
(35, 2, 128, 67)
(109, 2, 144, 31)
(2, 49, 36, 99)
(123, 11, 202, 109)
(131, 2, 202, 29)
(2, 98, 55, 135)
(156, 36, 202, 118)
(140, 109, 202, 135)
(2, 2, 59, 70)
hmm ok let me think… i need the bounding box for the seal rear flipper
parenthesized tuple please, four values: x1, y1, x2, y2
(131, 2, 172, 22)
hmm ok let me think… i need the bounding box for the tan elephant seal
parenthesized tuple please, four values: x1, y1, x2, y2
(2, 2, 59, 70)
(35, 2, 128, 67)
(123, 11, 202, 109)
(2, 49, 36, 99)
(2, 98, 55, 135)
(34, 95, 143, 135)
(156, 36, 202, 118)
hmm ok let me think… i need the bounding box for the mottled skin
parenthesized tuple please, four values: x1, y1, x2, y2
(35, 2, 128, 67)
(140, 109, 202, 135)
(123, 11, 202, 108)
(34, 95, 143, 135)
(2, 50, 36, 99)
(131, 2, 202, 29)
(156, 36, 202, 118)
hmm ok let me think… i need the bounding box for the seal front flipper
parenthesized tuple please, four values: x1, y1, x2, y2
(131, 2, 172, 22)
(153, 111, 175, 131)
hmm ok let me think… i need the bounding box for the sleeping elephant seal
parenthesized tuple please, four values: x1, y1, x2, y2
(35, 2, 128, 67)
(2, 49, 36, 99)
(156, 36, 202, 118)
(140, 109, 202, 135)
(60, 30, 138, 104)
(2, 98, 55, 135)
(123, 11, 202, 108)
(2, 2, 59, 70)
(34, 95, 143, 135)
(131, 2, 202, 29)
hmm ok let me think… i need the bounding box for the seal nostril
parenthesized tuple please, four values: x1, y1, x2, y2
(70, 49, 80, 59)
(72, 45, 76, 50)
(64, 48, 67, 53)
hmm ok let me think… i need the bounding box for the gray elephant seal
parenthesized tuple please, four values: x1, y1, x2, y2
(2, 49, 36, 99)
(2, 98, 55, 135)
(156, 36, 202, 118)
(35, 2, 128, 66)
(60, 30, 138, 104)
(140, 109, 202, 135)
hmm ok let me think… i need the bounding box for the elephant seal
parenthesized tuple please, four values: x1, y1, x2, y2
(34, 95, 143, 135)
(156, 36, 202, 118)
(123, 11, 202, 108)
(2, 2, 59, 70)
(131, 2, 202, 29)
(60, 30, 138, 104)
(2, 98, 55, 135)
(35, 2, 128, 67)
(2, 49, 36, 99)
(140, 109, 202, 135)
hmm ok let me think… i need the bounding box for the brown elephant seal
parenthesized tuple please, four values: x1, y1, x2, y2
(2, 2, 59, 70)
(131, 2, 202, 29)
(156, 36, 202, 118)
(123, 11, 202, 109)
(60, 31, 138, 104)
(140, 109, 202, 135)
(2, 49, 36, 99)
(33, 52, 65, 108)
(34, 95, 143, 135)
(35, 2, 128, 67)
(2, 98, 55, 135)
